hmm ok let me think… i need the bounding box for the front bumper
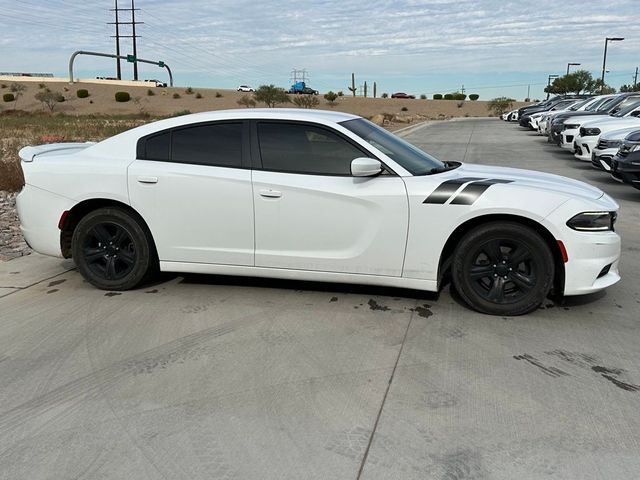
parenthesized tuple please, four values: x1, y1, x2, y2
(591, 150, 615, 171)
(574, 135, 598, 162)
(611, 157, 640, 190)
(561, 129, 579, 150)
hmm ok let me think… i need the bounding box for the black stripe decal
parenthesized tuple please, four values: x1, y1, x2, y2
(449, 179, 513, 205)
(423, 177, 485, 204)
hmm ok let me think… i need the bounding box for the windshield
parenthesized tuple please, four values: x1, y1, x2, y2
(340, 118, 445, 175)
(612, 97, 640, 117)
(568, 99, 590, 111)
(586, 97, 613, 111)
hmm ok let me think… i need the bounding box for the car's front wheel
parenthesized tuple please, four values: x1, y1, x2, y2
(452, 222, 554, 316)
(71, 207, 156, 291)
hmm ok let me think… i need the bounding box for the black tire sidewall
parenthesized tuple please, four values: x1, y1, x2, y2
(71, 208, 153, 291)
(452, 222, 554, 316)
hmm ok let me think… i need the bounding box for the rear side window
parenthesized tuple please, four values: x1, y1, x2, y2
(172, 123, 242, 167)
(138, 122, 243, 168)
(257, 122, 365, 175)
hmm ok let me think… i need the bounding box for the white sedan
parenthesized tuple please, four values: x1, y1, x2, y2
(17, 110, 621, 315)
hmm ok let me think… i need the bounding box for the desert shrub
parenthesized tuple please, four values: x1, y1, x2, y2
(452, 93, 466, 100)
(433, 94, 443, 99)
(443, 94, 454, 100)
(147, 89, 155, 96)
(468, 94, 479, 101)
(524, 97, 531, 102)
(76, 89, 89, 98)
(89, 100, 93, 104)
(56, 93, 65, 102)
(254, 84, 290, 107)
(195, 92, 203, 99)
(381, 93, 389, 98)
(115, 91, 131, 102)
(172, 93, 181, 99)
(420, 94, 427, 99)
(237, 95, 256, 108)
(457, 101, 464, 108)
(215, 92, 223, 98)
(63, 86, 69, 92)
(170, 110, 192, 117)
(3, 93, 15, 102)
(35, 90, 63, 111)
(1, 83, 7, 88)
(185, 86, 194, 94)
(337, 91, 344, 96)
(488, 97, 516, 115)
(293, 95, 319, 108)
(324, 91, 338, 105)
(401, 106, 408, 111)
(38, 83, 46, 89)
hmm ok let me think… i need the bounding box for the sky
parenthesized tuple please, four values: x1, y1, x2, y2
(1, 0, 639, 100)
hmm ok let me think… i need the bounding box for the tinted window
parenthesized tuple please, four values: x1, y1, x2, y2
(144, 131, 170, 161)
(171, 123, 242, 167)
(258, 123, 365, 175)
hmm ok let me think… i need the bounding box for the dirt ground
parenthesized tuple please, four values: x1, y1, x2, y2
(1, 80, 527, 120)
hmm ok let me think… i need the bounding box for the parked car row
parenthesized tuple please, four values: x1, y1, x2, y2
(504, 93, 640, 191)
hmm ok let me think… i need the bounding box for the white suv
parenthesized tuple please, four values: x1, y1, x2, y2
(591, 126, 640, 171)
(573, 107, 640, 161)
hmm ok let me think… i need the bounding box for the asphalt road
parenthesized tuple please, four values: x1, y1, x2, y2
(1, 118, 639, 479)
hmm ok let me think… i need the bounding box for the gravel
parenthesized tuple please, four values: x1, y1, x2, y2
(0, 191, 31, 261)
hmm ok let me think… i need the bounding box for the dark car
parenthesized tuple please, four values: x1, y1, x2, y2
(549, 93, 640, 145)
(611, 130, 640, 189)
(391, 92, 415, 99)
(517, 95, 589, 120)
(518, 98, 585, 129)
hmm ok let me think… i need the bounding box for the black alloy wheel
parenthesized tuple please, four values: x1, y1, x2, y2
(452, 222, 554, 316)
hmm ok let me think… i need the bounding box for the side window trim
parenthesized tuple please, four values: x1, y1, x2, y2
(250, 119, 396, 177)
(136, 120, 251, 169)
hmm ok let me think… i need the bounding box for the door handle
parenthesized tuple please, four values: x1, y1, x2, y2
(259, 188, 282, 198)
(137, 176, 158, 184)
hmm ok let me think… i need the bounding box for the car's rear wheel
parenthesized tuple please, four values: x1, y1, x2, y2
(71, 207, 156, 291)
(452, 222, 554, 316)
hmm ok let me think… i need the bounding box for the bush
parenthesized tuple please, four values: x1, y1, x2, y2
(172, 93, 181, 99)
(457, 101, 464, 108)
(76, 89, 89, 98)
(452, 93, 466, 100)
(237, 95, 256, 108)
(115, 91, 131, 102)
(324, 91, 338, 104)
(468, 94, 479, 101)
(381, 93, 389, 98)
(56, 93, 65, 102)
(254, 84, 290, 107)
(0, 83, 6, 89)
(337, 91, 344, 96)
(3, 93, 15, 102)
(38, 83, 46, 89)
(195, 92, 203, 99)
(35, 90, 64, 111)
(185, 87, 194, 95)
(170, 110, 192, 117)
(293, 95, 319, 108)
(420, 94, 427, 99)
(488, 97, 516, 116)
(215, 92, 223, 98)
(147, 89, 155, 96)
(433, 94, 443, 100)
(401, 106, 408, 111)
(443, 94, 454, 100)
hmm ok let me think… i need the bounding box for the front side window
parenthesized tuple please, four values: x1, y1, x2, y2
(257, 122, 365, 175)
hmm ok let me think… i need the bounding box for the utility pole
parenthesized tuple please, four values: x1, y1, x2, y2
(461, 84, 465, 95)
(634, 67, 639, 90)
(527, 84, 530, 100)
(290, 69, 309, 85)
(108, 0, 122, 80)
(110, 0, 143, 80)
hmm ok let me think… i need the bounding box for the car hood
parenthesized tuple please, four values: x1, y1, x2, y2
(450, 163, 604, 201)
(564, 114, 611, 126)
(601, 126, 640, 141)
(582, 117, 640, 132)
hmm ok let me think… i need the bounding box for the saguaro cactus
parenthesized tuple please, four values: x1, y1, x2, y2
(373, 82, 377, 98)
(348, 73, 357, 97)
(364, 81, 368, 98)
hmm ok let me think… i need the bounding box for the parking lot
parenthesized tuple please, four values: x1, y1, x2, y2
(1, 118, 639, 479)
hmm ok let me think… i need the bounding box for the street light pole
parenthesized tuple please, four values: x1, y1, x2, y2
(566, 62, 580, 75)
(546, 74, 559, 100)
(601, 37, 624, 93)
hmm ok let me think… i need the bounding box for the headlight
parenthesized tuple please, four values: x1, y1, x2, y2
(629, 143, 640, 153)
(564, 124, 579, 130)
(567, 212, 616, 232)
(581, 127, 601, 136)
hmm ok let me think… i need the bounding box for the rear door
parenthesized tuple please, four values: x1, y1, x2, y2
(251, 120, 408, 276)
(128, 121, 254, 265)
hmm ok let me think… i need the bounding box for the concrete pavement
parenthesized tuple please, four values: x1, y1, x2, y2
(1, 119, 639, 479)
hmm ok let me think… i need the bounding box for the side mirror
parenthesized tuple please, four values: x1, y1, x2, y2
(351, 157, 382, 177)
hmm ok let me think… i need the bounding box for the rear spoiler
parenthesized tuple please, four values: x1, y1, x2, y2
(19, 142, 96, 162)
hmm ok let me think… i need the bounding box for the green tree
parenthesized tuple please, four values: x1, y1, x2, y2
(619, 84, 640, 93)
(545, 70, 596, 95)
(593, 79, 616, 94)
(10, 82, 26, 109)
(35, 90, 64, 112)
(254, 84, 291, 108)
(488, 97, 515, 116)
(324, 91, 338, 105)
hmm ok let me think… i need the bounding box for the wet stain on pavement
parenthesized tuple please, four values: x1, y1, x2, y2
(46, 289, 58, 294)
(411, 304, 433, 318)
(330, 296, 338, 302)
(47, 279, 66, 287)
(513, 354, 569, 377)
(104, 292, 122, 297)
(368, 299, 390, 311)
(146, 289, 159, 294)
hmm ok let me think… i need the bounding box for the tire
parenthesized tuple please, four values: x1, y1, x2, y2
(451, 222, 554, 316)
(71, 207, 157, 291)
